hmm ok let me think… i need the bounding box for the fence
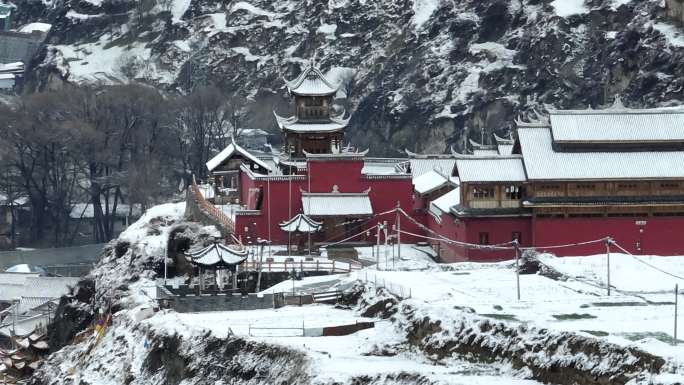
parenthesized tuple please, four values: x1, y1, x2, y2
(248, 320, 374, 337)
(190, 176, 235, 234)
(357, 271, 412, 299)
(242, 259, 362, 273)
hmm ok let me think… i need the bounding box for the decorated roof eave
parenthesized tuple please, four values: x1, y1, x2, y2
(285, 64, 339, 96)
(279, 213, 322, 233)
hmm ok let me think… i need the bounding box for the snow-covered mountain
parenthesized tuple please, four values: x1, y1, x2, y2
(17, 0, 684, 155)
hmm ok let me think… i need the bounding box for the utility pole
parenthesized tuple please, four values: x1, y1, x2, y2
(11, 298, 19, 349)
(375, 223, 382, 267)
(514, 240, 521, 301)
(675, 284, 679, 346)
(256, 239, 267, 293)
(606, 237, 612, 296)
(396, 203, 401, 262)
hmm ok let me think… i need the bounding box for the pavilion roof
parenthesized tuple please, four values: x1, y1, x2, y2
(185, 243, 247, 269)
(285, 63, 338, 96)
(279, 213, 322, 233)
(273, 111, 349, 133)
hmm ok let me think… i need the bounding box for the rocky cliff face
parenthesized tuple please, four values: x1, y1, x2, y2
(15, 0, 684, 155)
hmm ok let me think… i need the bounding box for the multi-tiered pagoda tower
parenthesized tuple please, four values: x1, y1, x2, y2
(274, 61, 350, 158)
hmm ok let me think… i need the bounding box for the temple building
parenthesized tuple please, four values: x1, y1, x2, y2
(428, 101, 684, 261)
(207, 61, 418, 247)
(203, 61, 684, 261)
(274, 61, 350, 158)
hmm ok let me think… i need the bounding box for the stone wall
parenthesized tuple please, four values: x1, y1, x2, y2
(666, 0, 684, 24)
(169, 292, 280, 313)
(0, 30, 45, 64)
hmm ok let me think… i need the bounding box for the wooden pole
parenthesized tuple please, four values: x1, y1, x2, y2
(514, 241, 521, 301)
(675, 284, 679, 346)
(396, 204, 401, 262)
(606, 237, 611, 296)
(376, 223, 381, 267)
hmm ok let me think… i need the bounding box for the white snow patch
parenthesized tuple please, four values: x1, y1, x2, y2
(17, 22, 51, 33)
(550, 0, 589, 17)
(171, 0, 191, 22)
(652, 22, 684, 48)
(469, 42, 517, 61)
(412, 0, 440, 30)
(66, 10, 104, 20)
(316, 23, 337, 35)
(231, 1, 276, 18)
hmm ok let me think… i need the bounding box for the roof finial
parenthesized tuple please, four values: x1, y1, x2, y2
(612, 94, 625, 109)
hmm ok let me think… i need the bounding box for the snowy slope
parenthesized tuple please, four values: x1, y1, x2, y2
(16, 0, 684, 155)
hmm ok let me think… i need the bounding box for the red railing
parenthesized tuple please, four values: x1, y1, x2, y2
(191, 176, 235, 234)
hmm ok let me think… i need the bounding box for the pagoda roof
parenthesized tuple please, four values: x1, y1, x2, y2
(285, 62, 338, 96)
(206, 138, 272, 172)
(185, 243, 247, 269)
(279, 213, 322, 233)
(273, 111, 350, 133)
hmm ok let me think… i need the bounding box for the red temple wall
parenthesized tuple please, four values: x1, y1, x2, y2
(533, 216, 684, 256)
(235, 161, 422, 245)
(427, 212, 468, 262)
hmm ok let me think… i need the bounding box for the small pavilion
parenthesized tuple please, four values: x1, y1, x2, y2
(279, 213, 322, 253)
(185, 243, 248, 292)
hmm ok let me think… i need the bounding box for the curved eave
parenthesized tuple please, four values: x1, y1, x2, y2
(285, 65, 339, 96)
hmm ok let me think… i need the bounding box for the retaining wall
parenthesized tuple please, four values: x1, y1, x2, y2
(169, 293, 280, 313)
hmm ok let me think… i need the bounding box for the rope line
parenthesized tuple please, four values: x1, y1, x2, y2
(396, 207, 517, 247)
(398, 229, 514, 251)
(611, 241, 684, 281)
(520, 237, 609, 251)
(321, 224, 379, 248)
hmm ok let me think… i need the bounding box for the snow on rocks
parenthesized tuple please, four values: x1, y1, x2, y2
(550, 0, 590, 18)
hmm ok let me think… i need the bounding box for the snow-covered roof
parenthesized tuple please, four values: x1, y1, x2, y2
(408, 158, 456, 178)
(273, 111, 349, 133)
(472, 149, 499, 156)
(301, 192, 373, 216)
(454, 156, 527, 183)
(4, 264, 45, 274)
(0, 61, 24, 72)
(206, 139, 272, 172)
(185, 243, 247, 269)
(429, 187, 461, 218)
(518, 126, 684, 181)
(413, 170, 457, 195)
(0, 276, 79, 302)
(240, 128, 269, 137)
(548, 106, 684, 143)
(285, 62, 338, 96)
(18, 22, 52, 34)
(279, 213, 322, 233)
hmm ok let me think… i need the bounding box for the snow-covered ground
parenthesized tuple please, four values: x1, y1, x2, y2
(147, 303, 541, 384)
(358, 252, 684, 368)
